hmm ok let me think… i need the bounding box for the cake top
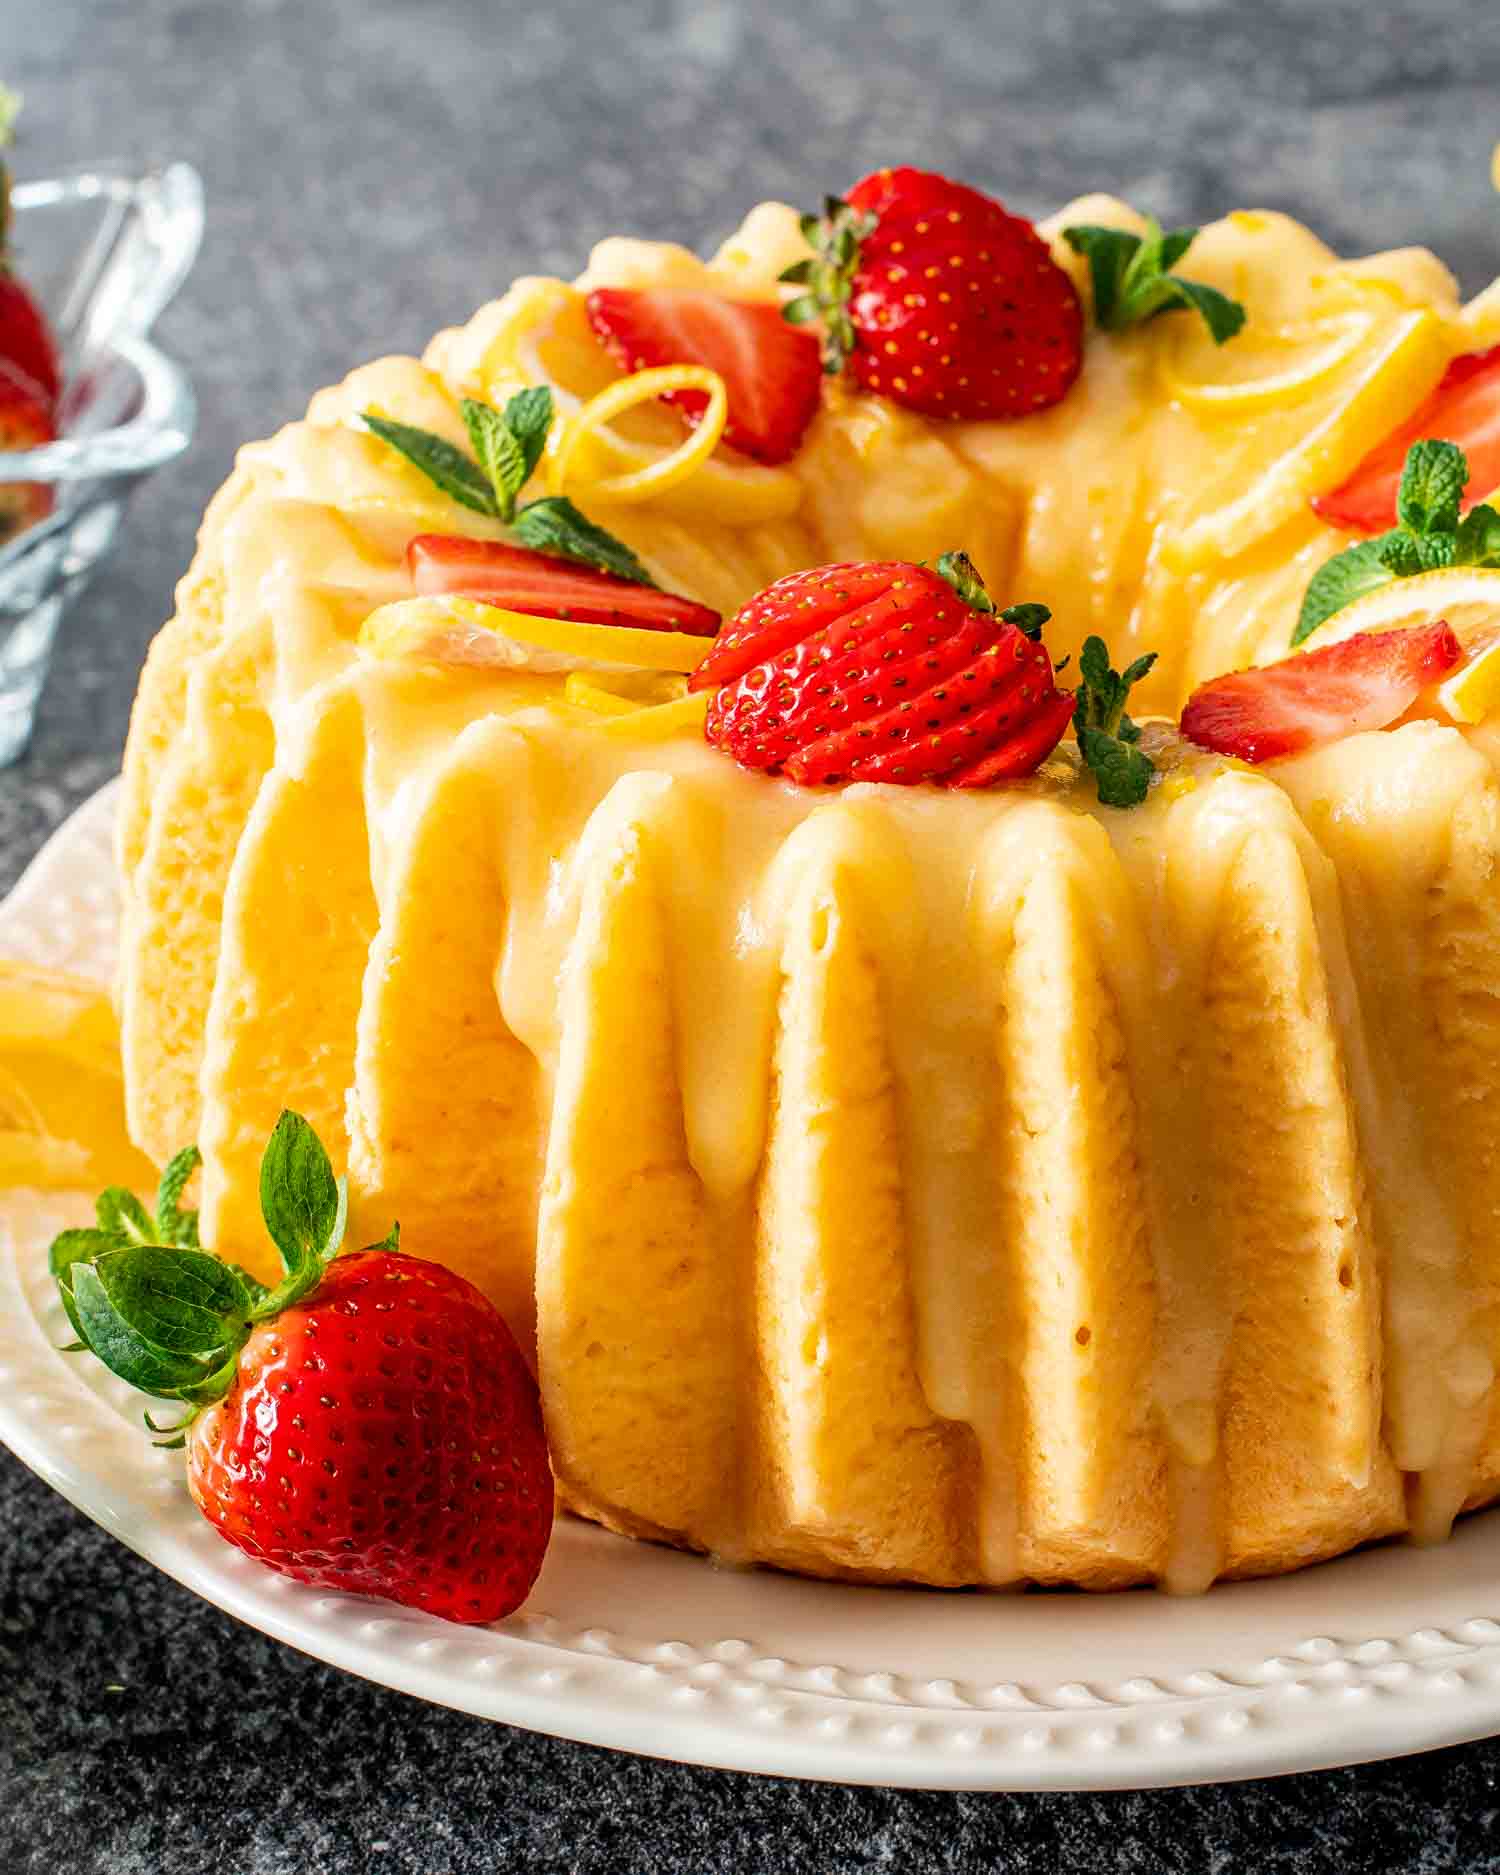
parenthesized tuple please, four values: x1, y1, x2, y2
(153, 163, 1500, 846)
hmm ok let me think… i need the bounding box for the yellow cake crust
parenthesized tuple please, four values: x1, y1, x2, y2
(117, 194, 1500, 1590)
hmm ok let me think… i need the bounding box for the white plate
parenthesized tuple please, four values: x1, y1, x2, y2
(6, 782, 1500, 1790)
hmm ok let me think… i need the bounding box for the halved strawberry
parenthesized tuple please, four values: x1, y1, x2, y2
(695, 552, 1072, 787)
(1312, 345, 1500, 534)
(0, 354, 54, 545)
(584, 287, 823, 466)
(1180, 621, 1462, 763)
(407, 535, 720, 634)
(782, 166, 1083, 422)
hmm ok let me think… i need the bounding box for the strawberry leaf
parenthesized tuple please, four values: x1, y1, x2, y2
(257, 1109, 347, 1289)
(70, 1262, 231, 1397)
(361, 413, 499, 518)
(1000, 602, 1052, 642)
(92, 1244, 251, 1357)
(48, 1225, 113, 1343)
(155, 1145, 201, 1248)
(96, 1187, 156, 1246)
(513, 497, 656, 586)
(934, 549, 996, 615)
(781, 196, 878, 374)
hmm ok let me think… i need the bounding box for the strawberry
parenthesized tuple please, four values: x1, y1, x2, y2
(0, 354, 54, 546)
(1180, 621, 1462, 763)
(584, 287, 823, 465)
(0, 102, 61, 411)
(780, 166, 1083, 421)
(408, 534, 720, 633)
(49, 1114, 553, 1627)
(691, 551, 1073, 787)
(1312, 346, 1500, 536)
(0, 273, 59, 411)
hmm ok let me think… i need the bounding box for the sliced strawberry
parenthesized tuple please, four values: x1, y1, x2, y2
(1180, 622, 1462, 763)
(0, 272, 60, 411)
(689, 560, 905, 690)
(698, 553, 1073, 787)
(0, 354, 55, 545)
(407, 535, 720, 634)
(585, 287, 823, 466)
(1312, 345, 1500, 534)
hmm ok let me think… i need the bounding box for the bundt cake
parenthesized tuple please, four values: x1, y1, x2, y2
(116, 173, 1500, 1591)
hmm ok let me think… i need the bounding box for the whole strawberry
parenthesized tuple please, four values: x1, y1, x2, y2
(0, 355, 53, 544)
(50, 1113, 552, 1626)
(690, 550, 1075, 787)
(0, 91, 60, 410)
(781, 165, 1083, 420)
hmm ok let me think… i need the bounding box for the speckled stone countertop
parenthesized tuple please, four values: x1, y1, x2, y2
(5, 1, 1500, 1868)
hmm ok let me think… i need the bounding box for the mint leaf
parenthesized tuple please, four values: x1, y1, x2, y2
(1061, 224, 1138, 329)
(1293, 540, 1396, 645)
(1078, 723, 1154, 808)
(462, 398, 527, 522)
(1457, 502, 1500, 567)
(1397, 438, 1467, 537)
(155, 1146, 201, 1248)
(1072, 636, 1158, 807)
(1161, 277, 1246, 346)
(362, 413, 499, 517)
(513, 497, 656, 585)
(257, 1110, 347, 1283)
(505, 386, 554, 488)
(1063, 218, 1245, 346)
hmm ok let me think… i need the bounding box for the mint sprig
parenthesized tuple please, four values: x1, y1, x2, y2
(1062, 218, 1246, 346)
(1073, 637, 1158, 808)
(1293, 438, 1500, 644)
(362, 386, 657, 586)
(47, 1113, 387, 1448)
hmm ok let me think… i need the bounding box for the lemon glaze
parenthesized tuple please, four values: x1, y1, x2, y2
(114, 195, 1500, 1589)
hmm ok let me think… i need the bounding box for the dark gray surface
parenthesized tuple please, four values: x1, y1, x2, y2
(4, 0, 1500, 1867)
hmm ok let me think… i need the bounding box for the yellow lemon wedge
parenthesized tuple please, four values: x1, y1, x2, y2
(1165, 309, 1451, 571)
(359, 596, 712, 675)
(1434, 634, 1500, 724)
(0, 961, 157, 1192)
(1158, 311, 1376, 415)
(1290, 564, 1500, 657)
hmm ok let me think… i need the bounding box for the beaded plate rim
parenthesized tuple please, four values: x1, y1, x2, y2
(4, 780, 1500, 1790)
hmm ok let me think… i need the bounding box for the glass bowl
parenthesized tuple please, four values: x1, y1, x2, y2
(0, 162, 202, 766)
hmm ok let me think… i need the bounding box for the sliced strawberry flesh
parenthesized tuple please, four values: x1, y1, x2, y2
(790, 633, 1051, 785)
(950, 687, 1077, 787)
(1312, 345, 1500, 534)
(407, 534, 720, 634)
(585, 286, 823, 466)
(1180, 622, 1463, 764)
(691, 561, 907, 690)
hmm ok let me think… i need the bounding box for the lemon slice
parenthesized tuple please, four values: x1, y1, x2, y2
(1159, 311, 1374, 414)
(587, 689, 711, 738)
(1290, 565, 1500, 657)
(359, 596, 711, 675)
(0, 960, 157, 1192)
(564, 670, 689, 716)
(1435, 633, 1500, 723)
(550, 365, 729, 505)
(1165, 309, 1450, 571)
